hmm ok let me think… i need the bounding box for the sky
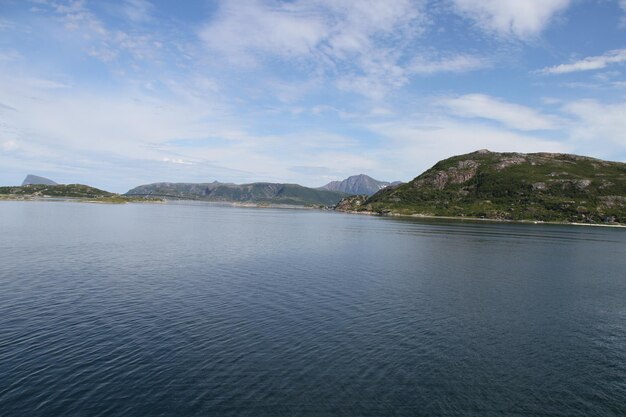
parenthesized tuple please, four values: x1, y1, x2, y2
(1, 0, 626, 192)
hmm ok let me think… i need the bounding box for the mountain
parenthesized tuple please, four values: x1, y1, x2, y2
(126, 181, 347, 206)
(335, 150, 626, 224)
(319, 174, 401, 196)
(22, 174, 57, 186)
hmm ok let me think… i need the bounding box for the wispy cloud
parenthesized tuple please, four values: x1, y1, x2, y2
(119, 0, 154, 23)
(200, 0, 424, 64)
(201, 1, 484, 99)
(0, 50, 22, 62)
(438, 94, 559, 131)
(410, 54, 489, 74)
(451, 0, 571, 39)
(34, 0, 165, 68)
(199, 1, 492, 99)
(539, 48, 626, 74)
(0, 18, 15, 31)
(199, 0, 327, 65)
(561, 99, 626, 158)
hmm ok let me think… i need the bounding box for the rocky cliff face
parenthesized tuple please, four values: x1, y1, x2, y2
(335, 150, 626, 224)
(334, 195, 369, 212)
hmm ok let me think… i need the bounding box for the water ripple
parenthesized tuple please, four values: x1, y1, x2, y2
(0, 201, 625, 416)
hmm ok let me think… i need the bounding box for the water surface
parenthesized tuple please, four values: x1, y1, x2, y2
(1, 201, 625, 416)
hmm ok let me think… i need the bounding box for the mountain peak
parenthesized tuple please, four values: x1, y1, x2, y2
(22, 175, 57, 186)
(319, 174, 400, 196)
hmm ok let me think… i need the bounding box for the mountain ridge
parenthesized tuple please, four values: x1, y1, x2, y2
(126, 181, 347, 206)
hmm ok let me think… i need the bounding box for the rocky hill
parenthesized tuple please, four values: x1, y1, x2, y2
(1, 184, 113, 198)
(319, 174, 400, 196)
(335, 150, 626, 224)
(0, 184, 161, 203)
(126, 181, 347, 206)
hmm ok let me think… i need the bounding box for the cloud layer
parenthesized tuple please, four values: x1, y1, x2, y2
(1, 0, 625, 192)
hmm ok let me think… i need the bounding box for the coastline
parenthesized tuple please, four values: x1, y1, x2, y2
(1, 196, 624, 228)
(335, 208, 626, 228)
(0, 195, 165, 205)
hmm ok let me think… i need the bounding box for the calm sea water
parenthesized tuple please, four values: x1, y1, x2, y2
(1, 201, 625, 416)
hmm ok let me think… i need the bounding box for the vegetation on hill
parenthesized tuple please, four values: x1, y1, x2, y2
(0, 184, 114, 198)
(335, 150, 626, 224)
(126, 182, 347, 206)
(0, 184, 160, 203)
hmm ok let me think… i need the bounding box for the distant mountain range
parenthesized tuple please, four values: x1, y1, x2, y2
(319, 174, 401, 196)
(126, 181, 347, 206)
(335, 150, 626, 224)
(22, 174, 57, 186)
(5, 154, 626, 225)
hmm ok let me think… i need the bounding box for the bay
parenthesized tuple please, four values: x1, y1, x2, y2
(1, 201, 625, 416)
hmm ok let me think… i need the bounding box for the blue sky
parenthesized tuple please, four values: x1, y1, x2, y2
(1, 0, 626, 192)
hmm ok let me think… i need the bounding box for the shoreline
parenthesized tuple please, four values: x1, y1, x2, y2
(0, 195, 165, 205)
(2, 196, 624, 228)
(335, 209, 626, 228)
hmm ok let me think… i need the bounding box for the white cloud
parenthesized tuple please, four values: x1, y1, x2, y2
(561, 99, 626, 158)
(539, 48, 626, 74)
(162, 157, 193, 165)
(410, 54, 489, 74)
(451, 0, 571, 39)
(34, 0, 165, 66)
(366, 117, 569, 180)
(1, 140, 18, 151)
(200, 0, 424, 63)
(199, 0, 328, 65)
(201, 0, 490, 98)
(439, 94, 559, 131)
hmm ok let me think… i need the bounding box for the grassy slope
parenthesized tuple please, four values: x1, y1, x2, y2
(349, 151, 626, 223)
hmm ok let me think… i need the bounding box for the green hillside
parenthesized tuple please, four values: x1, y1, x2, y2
(126, 182, 347, 206)
(0, 184, 115, 198)
(336, 150, 626, 224)
(0, 184, 158, 203)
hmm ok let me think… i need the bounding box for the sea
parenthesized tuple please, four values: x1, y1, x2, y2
(1, 201, 625, 416)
